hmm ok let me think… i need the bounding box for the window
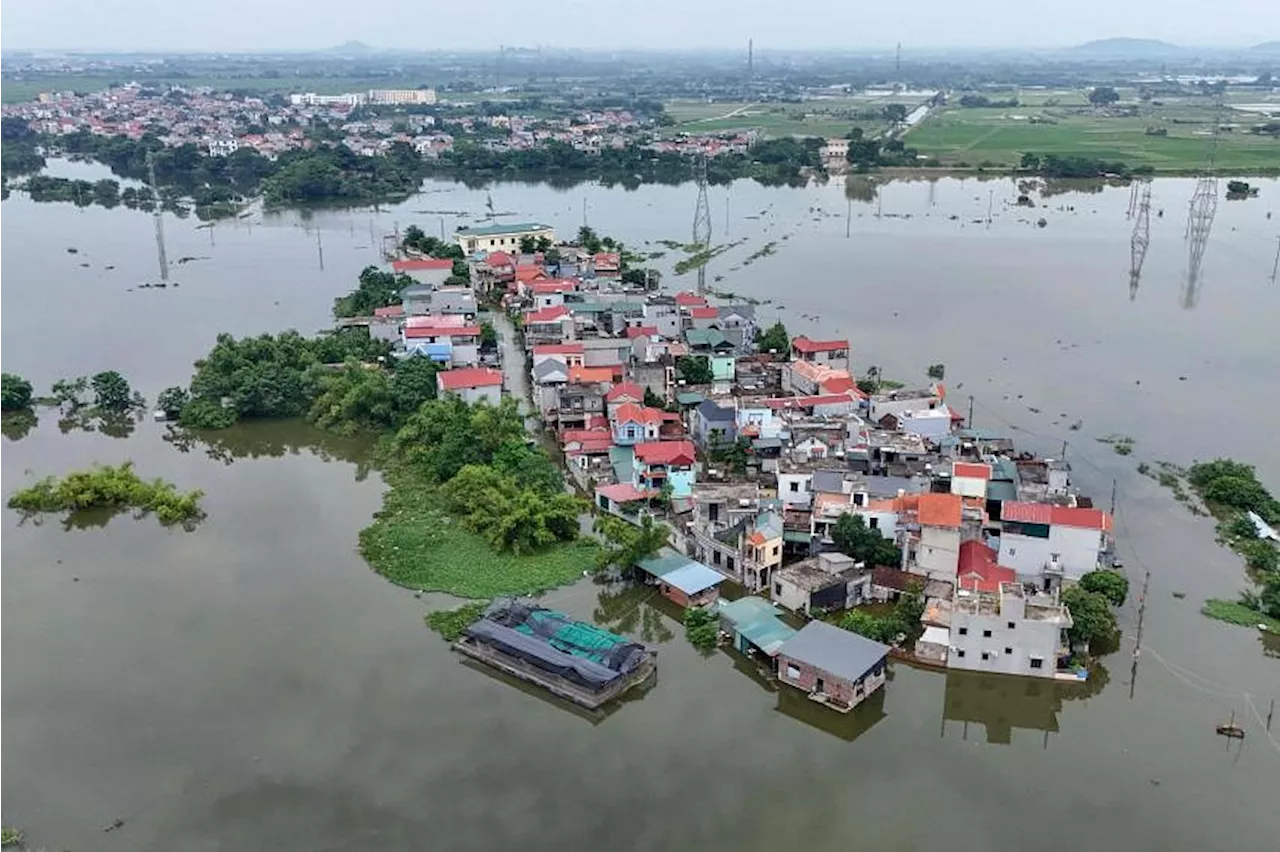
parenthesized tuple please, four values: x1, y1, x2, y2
(1030, 658, 1044, 670)
(958, 627, 968, 636)
(1008, 548, 1016, 556)
(727, 557, 735, 572)
(982, 629, 992, 638)
(774, 582, 782, 596)
(789, 482, 800, 493)
(956, 649, 966, 658)
(772, 545, 779, 557)
(1007, 622, 1016, 630)
(869, 517, 879, 529)
(713, 551, 721, 566)
(1005, 647, 1013, 655)
(981, 652, 990, 661)
(786, 664, 801, 679)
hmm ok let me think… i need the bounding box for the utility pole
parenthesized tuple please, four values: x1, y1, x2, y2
(692, 155, 712, 293)
(316, 227, 324, 270)
(1130, 569, 1151, 700)
(846, 196, 852, 238)
(1129, 180, 1152, 301)
(967, 395, 974, 427)
(1060, 440, 1068, 461)
(582, 196, 588, 228)
(146, 152, 168, 282)
(1270, 235, 1280, 283)
(986, 188, 994, 226)
(1109, 478, 1118, 517)
(1267, 698, 1274, 732)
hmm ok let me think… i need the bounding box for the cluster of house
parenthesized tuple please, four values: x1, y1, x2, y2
(376, 219, 1116, 717)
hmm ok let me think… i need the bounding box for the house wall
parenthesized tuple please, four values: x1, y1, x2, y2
(999, 526, 1104, 582)
(403, 268, 451, 288)
(917, 525, 961, 582)
(778, 655, 886, 709)
(583, 346, 627, 369)
(951, 475, 988, 499)
(613, 421, 661, 445)
(667, 467, 696, 499)
(870, 395, 941, 422)
(772, 575, 815, 614)
(453, 385, 501, 405)
(777, 472, 814, 509)
(898, 409, 952, 441)
(948, 608, 1064, 678)
(536, 293, 565, 309)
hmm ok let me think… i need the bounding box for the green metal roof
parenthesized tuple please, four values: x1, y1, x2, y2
(609, 446, 635, 483)
(987, 480, 1018, 502)
(685, 328, 730, 348)
(718, 597, 796, 655)
(456, 222, 552, 237)
(676, 392, 705, 406)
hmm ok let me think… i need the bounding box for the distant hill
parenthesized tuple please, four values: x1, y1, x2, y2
(323, 41, 376, 55)
(1069, 38, 1187, 59)
(1248, 41, 1280, 55)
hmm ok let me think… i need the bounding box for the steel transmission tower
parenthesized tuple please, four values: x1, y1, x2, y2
(1182, 93, 1223, 309)
(692, 155, 712, 292)
(147, 152, 169, 281)
(1128, 180, 1151, 301)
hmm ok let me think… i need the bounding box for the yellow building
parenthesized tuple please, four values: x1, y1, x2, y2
(455, 222, 556, 254)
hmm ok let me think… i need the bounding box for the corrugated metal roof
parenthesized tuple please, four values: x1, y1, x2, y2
(777, 621, 889, 682)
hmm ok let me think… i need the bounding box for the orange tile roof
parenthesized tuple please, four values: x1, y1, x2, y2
(917, 493, 963, 528)
(569, 365, 614, 384)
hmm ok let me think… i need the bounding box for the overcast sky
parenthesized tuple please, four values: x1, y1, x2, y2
(1, 0, 1275, 52)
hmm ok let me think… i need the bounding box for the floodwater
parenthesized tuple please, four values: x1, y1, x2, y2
(3, 166, 1279, 851)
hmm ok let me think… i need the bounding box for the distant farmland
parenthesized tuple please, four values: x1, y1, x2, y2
(905, 97, 1280, 174)
(661, 96, 929, 140)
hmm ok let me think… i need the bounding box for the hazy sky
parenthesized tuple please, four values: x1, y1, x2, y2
(2, 0, 1275, 51)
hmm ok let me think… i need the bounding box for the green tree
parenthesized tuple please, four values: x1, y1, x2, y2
(577, 226, 603, 254)
(831, 513, 902, 567)
(1088, 86, 1121, 106)
(157, 386, 190, 418)
(1020, 152, 1042, 171)
(51, 377, 89, 410)
(643, 386, 666, 408)
(839, 609, 903, 643)
(882, 103, 909, 123)
(1061, 586, 1118, 650)
(677, 355, 713, 384)
(389, 355, 441, 417)
(1, 373, 34, 411)
(926, 363, 945, 380)
(308, 360, 397, 435)
(1202, 475, 1275, 518)
(518, 235, 537, 254)
(1079, 569, 1129, 607)
(479, 322, 498, 351)
(595, 514, 670, 573)
(535, 236, 553, 252)
(91, 371, 133, 410)
(1238, 538, 1279, 573)
(756, 321, 789, 356)
(684, 607, 719, 650)
(390, 396, 526, 482)
(447, 464, 581, 554)
(333, 265, 407, 319)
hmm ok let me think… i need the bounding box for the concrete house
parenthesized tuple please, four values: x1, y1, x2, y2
(437, 367, 503, 405)
(693, 400, 737, 449)
(790, 335, 850, 371)
(392, 257, 453, 288)
(776, 621, 889, 713)
(522, 305, 576, 348)
(911, 493, 965, 583)
(948, 582, 1073, 678)
(402, 319, 481, 366)
(717, 596, 796, 659)
(604, 381, 645, 418)
(998, 503, 1112, 587)
(633, 440, 697, 498)
(773, 552, 872, 616)
(611, 403, 664, 446)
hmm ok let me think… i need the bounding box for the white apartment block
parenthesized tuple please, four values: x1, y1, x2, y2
(947, 583, 1072, 679)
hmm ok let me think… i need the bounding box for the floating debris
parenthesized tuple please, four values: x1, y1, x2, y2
(66, 247, 79, 254)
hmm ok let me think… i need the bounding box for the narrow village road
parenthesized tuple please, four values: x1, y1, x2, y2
(491, 311, 531, 419)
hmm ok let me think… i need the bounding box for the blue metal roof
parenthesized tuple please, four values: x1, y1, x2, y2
(660, 562, 724, 596)
(717, 596, 795, 655)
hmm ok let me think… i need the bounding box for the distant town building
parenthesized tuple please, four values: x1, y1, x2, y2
(368, 88, 438, 105)
(455, 222, 556, 254)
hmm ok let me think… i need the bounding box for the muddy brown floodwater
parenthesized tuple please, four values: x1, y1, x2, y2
(3, 167, 1278, 851)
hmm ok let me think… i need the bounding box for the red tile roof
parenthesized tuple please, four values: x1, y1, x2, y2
(515, 264, 547, 282)
(404, 324, 481, 339)
(917, 493, 963, 528)
(953, 462, 992, 480)
(613, 403, 665, 425)
(531, 278, 577, 294)
(956, 541, 1016, 592)
(674, 291, 708, 307)
(634, 440, 696, 466)
(524, 305, 572, 323)
(373, 304, 405, 318)
(819, 375, 857, 394)
(791, 335, 849, 354)
(532, 343, 584, 356)
(485, 251, 514, 267)
(1001, 502, 1112, 531)
(437, 367, 503, 391)
(689, 306, 719, 319)
(392, 258, 453, 273)
(625, 325, 659, 339)
(763, 392, 864, 410)
(569, 365, 614, 384)
(605, 382, 645, 403)
(594, 252, 621, 269)
(596, 483, 652, 503)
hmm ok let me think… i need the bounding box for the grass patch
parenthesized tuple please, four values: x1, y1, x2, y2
(2, 826, 23, 848)
(1202, 599, 1280, 632)
(425, 601, 490, 641)
(673, 242, 736, 275)
(358, 464, 599, 598)
(1096, 433, 1135, 455)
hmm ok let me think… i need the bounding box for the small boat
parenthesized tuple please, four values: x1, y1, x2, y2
(1216, 710, 1246, 739)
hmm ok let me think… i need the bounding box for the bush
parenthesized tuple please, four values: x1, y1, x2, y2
(91, 371, 133, 410)
(7, 462, 205, 528)
(1079, 569, 1129, 606)
(684, 607, 719, 650)
(425, 601, 489, 641)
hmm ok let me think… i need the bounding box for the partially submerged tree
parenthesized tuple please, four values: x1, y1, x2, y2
(1, 373, 34, 411)
(756, 321, 789, 357)
(595, 514, 669, 574)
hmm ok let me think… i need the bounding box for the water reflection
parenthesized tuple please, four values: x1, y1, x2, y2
(940, 666, 1109, 746)
(162, 420, 375, 478)
(56, 407, 140, 439)
(592, 582, 676, 646)
(1, 410, 38, 441)
(776, 681, 888, 742)
(1182, 177, 1218, 310)
(1128, 180, 1152, 302)
(843, 175, 880, 204)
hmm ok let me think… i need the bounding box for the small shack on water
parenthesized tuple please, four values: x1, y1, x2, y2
(637, 550, 725, 608)
(776, 621, 889, 713)
(454, 598, 656, 710)
(717, 596, 796, 659)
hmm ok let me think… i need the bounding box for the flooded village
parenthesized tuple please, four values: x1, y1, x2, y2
(366, 218, 1122, 717)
